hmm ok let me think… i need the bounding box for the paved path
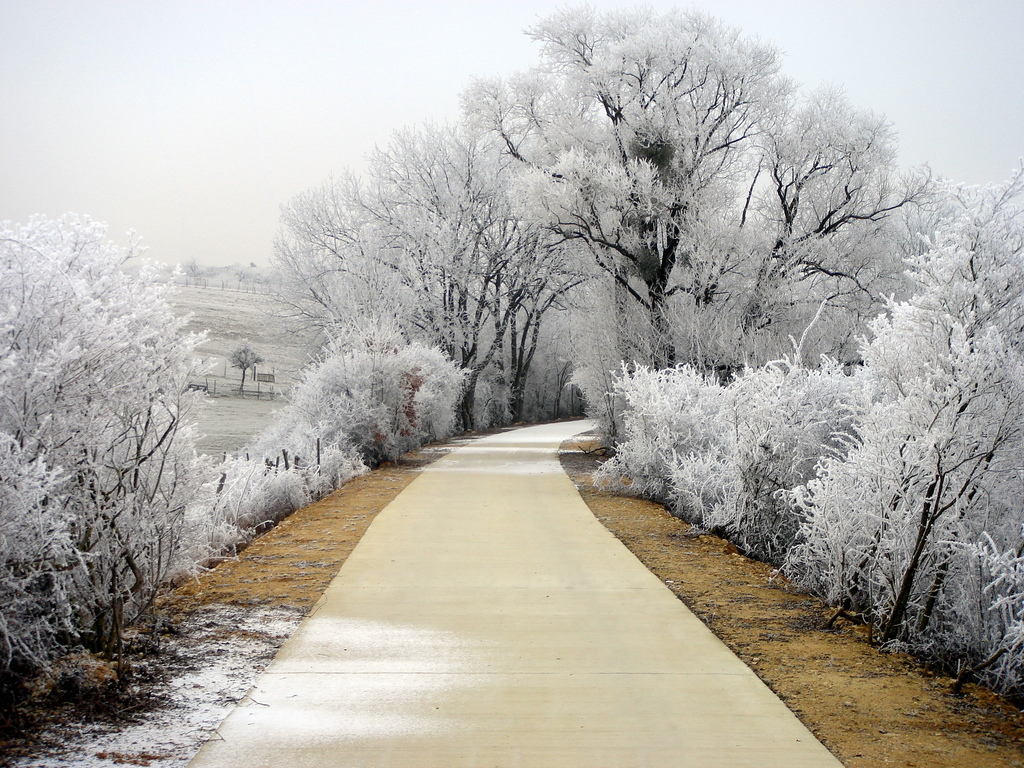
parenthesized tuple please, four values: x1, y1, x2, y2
(189, 421, 842, 767)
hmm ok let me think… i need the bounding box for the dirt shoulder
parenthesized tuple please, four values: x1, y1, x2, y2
(559, 438, 1024, 768)
(167, 447, 444, 614)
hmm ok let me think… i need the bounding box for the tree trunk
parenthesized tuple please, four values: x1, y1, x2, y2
(650, 287, 676, 369)
(882, 473, 944, 642)
(460, 370, 480, 431)
(510, 308, 544, 422)
(918, 557, 950, 633)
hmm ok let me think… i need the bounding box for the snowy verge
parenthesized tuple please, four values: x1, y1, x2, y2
(14, 604, 303, 768)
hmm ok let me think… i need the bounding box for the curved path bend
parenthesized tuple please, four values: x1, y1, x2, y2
(189, 421, 841, 767)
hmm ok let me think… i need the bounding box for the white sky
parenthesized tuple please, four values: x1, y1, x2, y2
(2, 0, 1022, 267)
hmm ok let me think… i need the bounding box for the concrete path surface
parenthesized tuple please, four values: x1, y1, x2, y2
(189, 421, 842, 767)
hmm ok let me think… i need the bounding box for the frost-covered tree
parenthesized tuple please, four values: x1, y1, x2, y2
(788, 172, 1024, 684)
(468, 7, 784, 367)
(230, 340, 264, 393)
(467, 6, 922, 373)
(0, 215, 205, 671)
(585, 170, 1024, 694)
(742, 86, 923, 358)
(275, 124, 580, 428)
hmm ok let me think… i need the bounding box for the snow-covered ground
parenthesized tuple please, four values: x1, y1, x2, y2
(15, 605, 304, 768)
(191, 397, 287, 458)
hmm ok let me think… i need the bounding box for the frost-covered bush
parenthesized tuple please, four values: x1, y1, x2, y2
(0, 215, 205, 671)
(700, 357, 869, 564)
(0, 217, 466, 688)
(600, 356, 868, 565)
(596, 364, 731, 506)
(284, 327, 467, 466)
(179, 452, 356, 565)
(0, 436, 69, 673)
(786, 173, 1024, 694)
(967, 534, 1024, 694)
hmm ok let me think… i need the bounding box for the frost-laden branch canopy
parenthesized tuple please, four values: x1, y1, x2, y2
(465, 6, 925, 370)
(275, 5, 929, 432)
(274, 124, 584, 430)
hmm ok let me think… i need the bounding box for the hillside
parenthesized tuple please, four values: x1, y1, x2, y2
(167, 285, 318, 457)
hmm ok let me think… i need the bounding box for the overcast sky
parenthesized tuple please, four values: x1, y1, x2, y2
(2, 1, 1022, 267)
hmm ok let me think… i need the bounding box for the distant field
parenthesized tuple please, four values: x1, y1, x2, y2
(168, 285, 318, 457)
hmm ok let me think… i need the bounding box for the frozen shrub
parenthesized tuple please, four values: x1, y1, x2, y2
(665, 438, 739, 529)
(0, 436, 69, 673)
(788, 334, 1024, 650)
(0, 216, 466, 693)
(0, 215, 205, 672)
(786, 174, 1024, 694)
(283, 327, 467, 466)
(596, 364, 731, 506)
(965, 534, 1024, 694)
(185, 457, 332, 561)
(700, 357, 869, 564)
(599, 353, 867, 567)
(172, 437, 365, 574)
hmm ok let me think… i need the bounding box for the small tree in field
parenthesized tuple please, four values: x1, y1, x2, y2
(230, 341, 264, 393)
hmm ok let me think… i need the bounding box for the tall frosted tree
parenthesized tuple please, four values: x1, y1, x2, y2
(467, 6, 923, 371)
(275, 124, 580, 428)
(468, 8, 784, 367)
